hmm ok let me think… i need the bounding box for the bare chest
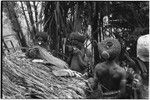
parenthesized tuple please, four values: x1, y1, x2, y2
(99, 67, 122, 90)
(109, 67, 121, 78)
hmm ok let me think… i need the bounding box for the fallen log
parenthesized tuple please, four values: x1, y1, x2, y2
(26, 46, 69, 69)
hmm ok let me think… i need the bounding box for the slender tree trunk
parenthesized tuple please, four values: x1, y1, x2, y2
(44, 2, 50, 32)
(60, 2, 68, 36)
(44, 2, 53, 50)
(6, 1, 28, 51)
(74, 3, 78, 32)
(92, 2, 100, 65)
(55, 2, 60, 51)
(39, 2, 45, 32)
(26, 2, 36, 42)
(33, 1, 38, 30)
(20, 1, 31, 43)
(99, 3, 104, 41)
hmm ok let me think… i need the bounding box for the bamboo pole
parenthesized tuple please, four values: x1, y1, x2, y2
(6, 1, 28, 49)
(26, 2, 37, 42)
(20, 1, 31, 44)
(33, 1, 38, 29)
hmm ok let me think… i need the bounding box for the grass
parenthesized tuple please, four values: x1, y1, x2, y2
(2, 51, 88, 99)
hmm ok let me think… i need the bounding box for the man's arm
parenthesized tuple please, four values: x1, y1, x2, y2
(78, 54, 87, 67)
(74, 48, 87, 67)
(91, 64, 104, 90)
(119, 69, 127, 97)
(92, 70, 99, 90)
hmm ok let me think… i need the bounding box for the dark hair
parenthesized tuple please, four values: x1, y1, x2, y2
(69, 32, 86, 43)
(71, 40, 83, 50)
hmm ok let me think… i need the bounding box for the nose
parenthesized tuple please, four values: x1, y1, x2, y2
(38, 41, 42, 45)
(101, 51, 110, 59)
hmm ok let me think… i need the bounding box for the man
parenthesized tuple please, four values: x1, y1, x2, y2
(90, 38, 127, 99)
(68, 32, 88, 74)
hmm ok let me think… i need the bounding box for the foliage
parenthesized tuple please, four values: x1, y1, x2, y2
(2, 1, 149, 99)
(2, 1, 28, 51)
(2, 1, 149, 62)
(109, 1, 149, 57)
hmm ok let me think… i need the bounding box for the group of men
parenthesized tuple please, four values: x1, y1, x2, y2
(35, 31, 149, 99)
(67, 32, 149, 99)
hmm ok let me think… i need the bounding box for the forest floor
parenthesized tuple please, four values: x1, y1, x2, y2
(2, 51, 88, 99)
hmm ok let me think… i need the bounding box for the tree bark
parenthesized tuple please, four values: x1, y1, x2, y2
(5, 1, 28, 51)
(33, 1, 38, 30)
(92, 2, 101, 65)
(26, 2, 37, 42)
(55, 2, 60, 51)
(20, 1, 31, 43)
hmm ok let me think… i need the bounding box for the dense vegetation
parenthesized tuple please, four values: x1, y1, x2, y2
(2, 1, 149, 99)
(2, 1, 149, 63)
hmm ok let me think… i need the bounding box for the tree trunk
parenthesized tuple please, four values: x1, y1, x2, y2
(20, 1, 31, 44)
(74, 3, 78, 32)
(60, 1, 69, 36)
(5, 1, 28, 51)
(38, 2, 44, 32)
(99, 2, 104, 41)
(54, 2, 60, 51)
(33, 1, 38, 30)
(92, 2, 100, 65)
(44, 2, 55, 32)
(26, 2, 37, 42)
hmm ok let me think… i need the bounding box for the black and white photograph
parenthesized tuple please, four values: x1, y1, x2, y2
(1, 1, 149, 99)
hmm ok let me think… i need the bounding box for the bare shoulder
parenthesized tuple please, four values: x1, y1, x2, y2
(116, 65, 126, 78)
(95, 62, 106, 69)
(93, 62, 107, 80)
(94, 62, 107, 73)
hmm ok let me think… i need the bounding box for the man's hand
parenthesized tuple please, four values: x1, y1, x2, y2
(73, 47, 81, 54)
(133, 74, 142, 88)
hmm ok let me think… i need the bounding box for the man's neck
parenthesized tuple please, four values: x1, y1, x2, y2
(105, 60, 118, 66)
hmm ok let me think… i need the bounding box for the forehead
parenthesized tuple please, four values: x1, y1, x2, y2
(102, 38, 118, 43)
(98, 38, 121, 49)
(99, 38, 119, 46)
